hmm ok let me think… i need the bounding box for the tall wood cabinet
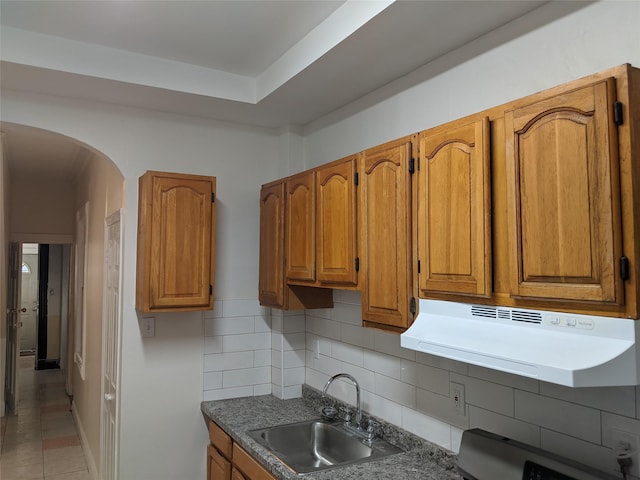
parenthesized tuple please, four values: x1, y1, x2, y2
(316, 155, 359, 287)
(136, 170, 216, 312)
(286, 171, 316, 282)
(505, 78, 624, 305)
(417, 117, 492, 298)
(360, 137, 415, 330)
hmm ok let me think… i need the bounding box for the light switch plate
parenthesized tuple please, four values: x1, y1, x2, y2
(141, 317, 155, 337)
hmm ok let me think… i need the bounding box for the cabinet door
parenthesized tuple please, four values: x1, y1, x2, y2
(286, 172, 316, 282)
(233, 444, 277, 480)
(259, 182, 286, 308)
(418, 117, 491, 297)
(231, 468, 246, 480)
(316, 156, 358, 285)
(505, 79, 623, 304)
(208, 445, 231, 480)
(136, 171, 216, 312)
(360, 139, 414, 329)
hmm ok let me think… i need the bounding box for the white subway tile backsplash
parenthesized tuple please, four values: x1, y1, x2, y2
(602, 411, 640, 448)
(223, 366, 271, 388)
(223, 332, 271, 352)
(373, 329, 415, 361)
(340, 323, 375, 349)
(306, 367, 331, 392)
(204, 351, 254, 372)
(451, 373, 514, 416)
(283, 350, 305, 368)
(203, 372, 223, 390)
(331, 342, 364, 367)
(205, 316, 255, 336)
(254, 384, 272, 396)
(340, 363, 375, 392)
(332, 302, 363, 326)
(204, 335, 223, 354)
(283, 315, 306, 333)
(306, 315, 341, 340)
(415, 351, 468, 375)
(254, 349, 271, 367)
(222, 298, 268, 317)
(417, 387, 469, 430)
(515, 390, 601, 444)
(203, 300, 223, 318)
(402, 407, 452, 450)
(541, 429, 614, 476)
(283, 367, 305, 386)
(468, 365, 539, 393)
(306, 351, 342, 376)
(304, 308, 333, 320)
(255, 315, 272, 333)
(540, 382, 635, 417)
(204, 386, 254, 401)
(375, 373, 417, 408)
(282, 332, 306, 351)
(363, 349, 402, 378)
(469, 405, 540, 447)
(362, 390, 402, 426)
(412, 362, 449, 396)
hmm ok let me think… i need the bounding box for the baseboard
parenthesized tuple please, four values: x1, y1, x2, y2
(72, 399, 99, 480)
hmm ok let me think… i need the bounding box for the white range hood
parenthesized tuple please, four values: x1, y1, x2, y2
(401, 299, 640, 387)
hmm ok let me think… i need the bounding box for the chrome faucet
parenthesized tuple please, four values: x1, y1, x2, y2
(322, 373, 362, 428)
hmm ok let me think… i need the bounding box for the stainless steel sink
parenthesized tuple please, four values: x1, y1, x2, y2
(248, 418, 403, 474)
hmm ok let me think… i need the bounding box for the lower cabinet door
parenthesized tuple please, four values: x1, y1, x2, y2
(208, 445, 231, 480)
(231, 467, 247, 480)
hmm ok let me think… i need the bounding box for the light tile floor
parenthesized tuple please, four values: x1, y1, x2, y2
(0, 355, 90, 480)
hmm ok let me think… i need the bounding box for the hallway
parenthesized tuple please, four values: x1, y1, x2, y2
(0, 355, 90, 479)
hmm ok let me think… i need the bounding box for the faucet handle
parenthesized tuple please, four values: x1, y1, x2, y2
(340, 406, 352, 426)
(365, 418, 376, 441)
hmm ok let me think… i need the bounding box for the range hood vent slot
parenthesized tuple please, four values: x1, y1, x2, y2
(401, 299, 640, 387)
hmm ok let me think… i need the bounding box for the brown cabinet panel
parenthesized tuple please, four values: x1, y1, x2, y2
(232, 444, 277, 480)
(136, 171, 216, 312)
(208, 445, 231, 480)
(505, 79, 623, 304)
(258, 182, 286, 308)
(360, 138, 414, 329)
(286, 172, 316, 282)
(418, 117, 491, 298)
(316, 156, 358, 286)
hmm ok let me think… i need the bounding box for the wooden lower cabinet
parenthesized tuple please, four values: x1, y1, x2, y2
(208, 445, 231, 480)
(206, 420, 276, 480)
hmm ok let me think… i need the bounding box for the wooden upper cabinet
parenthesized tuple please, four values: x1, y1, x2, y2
(136, 171, 216, 312)
(505, 78, 624, 304)
(258, 181, 286, 308)
(360, 138, 414, 330)
(286, 172, 316, 282)
(316, 156, 359, 286)
(417, 117, 492, 298)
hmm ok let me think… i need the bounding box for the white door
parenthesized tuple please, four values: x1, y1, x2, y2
(101, 210, 123, 480)
(20, 253, 39, 353)
(4, 242, 20, 414)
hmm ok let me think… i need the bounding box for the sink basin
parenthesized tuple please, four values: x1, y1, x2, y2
(248, 418, 403, 474)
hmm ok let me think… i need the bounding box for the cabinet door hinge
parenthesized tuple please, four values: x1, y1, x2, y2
(355, 257, 360, 272)
(211, 192, 216, 203)
(209, 284, 213, 295)
(614, 101, 624, 126)
(621, 256, 630, 281)
(409, 158, 415, 175)
(417, 260, 421, 274)
(354, 172, 359, 186)
(410, 297, 416, 317)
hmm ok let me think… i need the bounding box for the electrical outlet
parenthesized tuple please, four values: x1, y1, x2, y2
(141, 317, 155, 337)
(611, 428, 639, 477)
(450, 381, 466, 416)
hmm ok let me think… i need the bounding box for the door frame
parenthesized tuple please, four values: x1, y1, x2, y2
(100, 209, 124, 480)
(4, 242, 21, 415)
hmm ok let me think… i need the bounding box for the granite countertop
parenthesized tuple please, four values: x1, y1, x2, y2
(201, 386, 462, 480)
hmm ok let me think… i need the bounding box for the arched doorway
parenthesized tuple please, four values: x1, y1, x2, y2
(1, 122, 125, 480)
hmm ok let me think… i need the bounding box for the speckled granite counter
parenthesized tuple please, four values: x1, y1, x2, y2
(201, 386, 462, 480)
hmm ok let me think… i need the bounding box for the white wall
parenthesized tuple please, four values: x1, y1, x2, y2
(300, 2, 640, 478)
(0, 132, 9, 413)
(0, 93, 281, 479)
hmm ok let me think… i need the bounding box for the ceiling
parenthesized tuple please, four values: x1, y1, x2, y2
(0, 0, 556, 181)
